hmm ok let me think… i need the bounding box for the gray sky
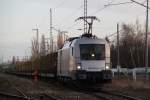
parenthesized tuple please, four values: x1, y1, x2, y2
(0, 0, 147, 62)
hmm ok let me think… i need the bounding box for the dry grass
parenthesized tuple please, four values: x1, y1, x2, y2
(111, 75, 150, 90)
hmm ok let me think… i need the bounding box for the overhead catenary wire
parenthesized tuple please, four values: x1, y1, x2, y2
(130, 0, 150, 9)
(93, 0, 147, 16)
(38, 0, 148, 40)
(90, 6, 108, 15)
(53, 5, 84, 36)
(65, 1, 111, 34)
(106, 29, 123, 38)
(106, 0, 147, 40)
(97, 1, 146, 37)
(90, 0, 116, 15)
(56, 0, 122, 35)
(69, 0, 147, 41)
(56, 5, 84, 27)
(104, 1, 133, 7)
(53, 0, 69, 10)
(65, 22, 79, 31)
(37, 0, 69, 33)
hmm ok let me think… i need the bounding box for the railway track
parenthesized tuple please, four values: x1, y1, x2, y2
(39, 93, 60, 100)
(77, 89, 142, 100)
(1, 74, 60, 100)
(3, 74, 142, 100)
(71, 83, 141, 100)
(0, 73, 62, 100)
(0, 92, 31, 100)
(0, 92, 60, 100)
(1, 76, 34, 100)
(90, 90, 142, 100)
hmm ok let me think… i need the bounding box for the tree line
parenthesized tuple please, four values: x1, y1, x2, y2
(111, 20, 150, 68)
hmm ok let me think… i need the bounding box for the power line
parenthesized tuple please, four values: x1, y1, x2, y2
(66, 22, 78, 30)
(53, 5, 84, 36)
(38, 0, 69, 30)
(90, 0, 116, 15)
(91, 6, 108, 15)
(104, 1, 133, 7)
(131, 0, 150, 9)
(53, 0, 69, 10)
(106, 29, 123, 38)
(56, 5, 83, 27)
(96, 0, 147, 17)
(103, 0, 149, 10)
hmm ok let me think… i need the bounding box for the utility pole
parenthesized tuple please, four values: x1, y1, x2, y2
(32, 28, 40, 83)
(40, 35, 46, 56)
(84, 0, 88, 34)
(32, 28, 39, 56)
(50, 8, 53, 53)
(117, 23, 120, 67)
(145, 0, 149, 80)
(117, 23, 120, 76)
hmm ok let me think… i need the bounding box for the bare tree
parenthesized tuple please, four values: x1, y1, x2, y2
(57, 33, 64, 49)
(40, 35, 46, 56)
(111, 21, 147, 68)
(31, 38, 39, 60)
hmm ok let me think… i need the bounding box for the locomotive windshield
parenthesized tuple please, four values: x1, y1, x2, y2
(80, 44, 105, 60)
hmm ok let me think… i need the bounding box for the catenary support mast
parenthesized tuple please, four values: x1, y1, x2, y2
(84, 0, 88, 34)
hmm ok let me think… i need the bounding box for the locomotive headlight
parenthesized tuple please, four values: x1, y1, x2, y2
(91, 53, 95, 57)
(106, 65, 109, 70)
(106, 65, 110, 70)
(77, 63, 81, 70)
(77, 65, 81, 70)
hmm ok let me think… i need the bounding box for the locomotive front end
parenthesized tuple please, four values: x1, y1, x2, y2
(75, 38, 112, 83)
(57, 36, 112, 83)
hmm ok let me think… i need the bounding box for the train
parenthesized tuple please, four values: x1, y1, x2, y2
(6, 33, 112, 84)
(57, 33, 112, 83)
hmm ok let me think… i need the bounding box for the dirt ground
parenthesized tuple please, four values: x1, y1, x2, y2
(103, 75, 150, 100)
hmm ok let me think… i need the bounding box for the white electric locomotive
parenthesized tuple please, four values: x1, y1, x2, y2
(57, 34, 112, 83)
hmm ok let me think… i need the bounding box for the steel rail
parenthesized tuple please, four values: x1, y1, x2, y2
(71, 83, 112, 100)
(0, 92, 31, 100)
(40, 93, 60, 100)
(100, 90, 141, 100)
(5, 77, 33, 100)
(72, 83, 141, 100)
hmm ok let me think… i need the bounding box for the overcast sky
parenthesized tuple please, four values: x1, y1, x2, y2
(0, 0, 147, 62)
